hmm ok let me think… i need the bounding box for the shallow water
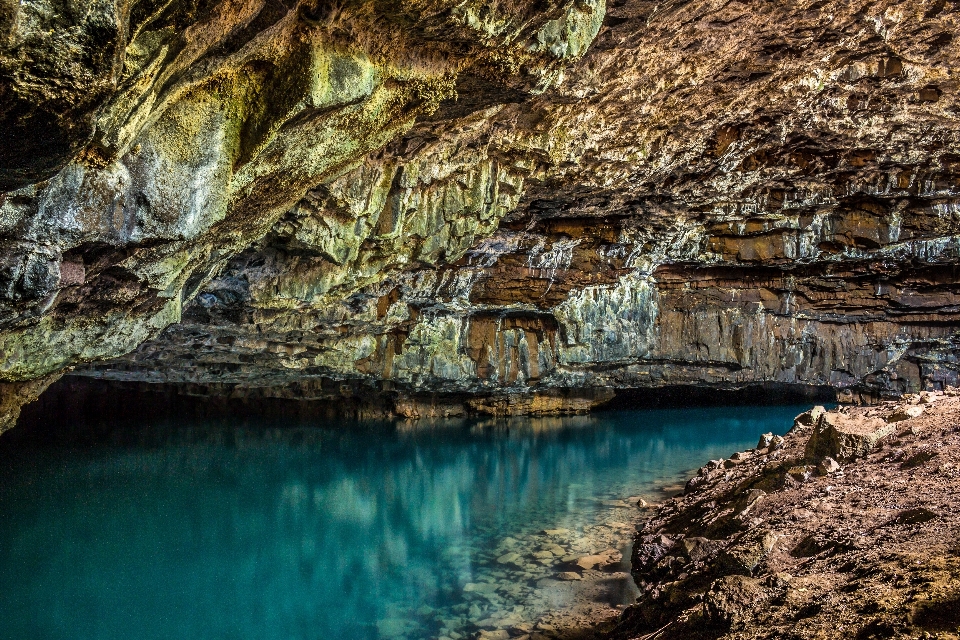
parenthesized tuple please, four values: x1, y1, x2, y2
(0, 405, 808, 640)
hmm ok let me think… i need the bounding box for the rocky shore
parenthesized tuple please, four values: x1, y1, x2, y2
(606, 393, 960, 640)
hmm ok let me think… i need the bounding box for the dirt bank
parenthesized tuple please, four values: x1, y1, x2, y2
(607, 392, 960, 640)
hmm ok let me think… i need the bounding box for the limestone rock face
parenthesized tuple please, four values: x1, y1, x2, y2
(0, 0, 604, 425)
(4, 0, 960, 423)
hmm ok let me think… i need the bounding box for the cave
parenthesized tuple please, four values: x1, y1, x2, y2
(2, 1, 959, 638)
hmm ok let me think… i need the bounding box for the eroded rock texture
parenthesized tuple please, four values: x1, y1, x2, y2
(0, 0, 603, 427)
(4, 0, 960, 424)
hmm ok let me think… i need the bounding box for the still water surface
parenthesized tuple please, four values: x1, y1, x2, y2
(0, 405, 806, 640)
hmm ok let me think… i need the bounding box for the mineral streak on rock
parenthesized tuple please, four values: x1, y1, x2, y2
(5, 0, 960, 424)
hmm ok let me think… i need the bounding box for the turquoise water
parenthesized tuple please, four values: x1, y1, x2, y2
(0, 406, 805, 640)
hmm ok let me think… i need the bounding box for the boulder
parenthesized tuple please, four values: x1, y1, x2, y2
(681, 537, 724, 564)
(716, 529, 778, 576)
(791, 406, 826, 433)
(805, 410, 895, 462)
(703, 575, 770, 630)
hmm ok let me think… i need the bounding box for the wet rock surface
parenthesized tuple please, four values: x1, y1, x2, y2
(609, 392, 960, 640)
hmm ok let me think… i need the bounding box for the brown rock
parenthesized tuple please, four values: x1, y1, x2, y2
(788, 466, 815, 482)
(792, 406, 826, 431)
(703, 575, 770, 630)
(575, 549, 621, 570)
(681, 537, 724, 563)
(886, 405, 925, 423)
(805, 410, 895, 462)
(717, 530, 778, 576)
(818, 457, 842, 475)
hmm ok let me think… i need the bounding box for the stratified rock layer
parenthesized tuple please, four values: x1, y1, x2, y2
(5, 0, 960, 423)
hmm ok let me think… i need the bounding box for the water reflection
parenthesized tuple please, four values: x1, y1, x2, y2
(0, 406, 807, 640)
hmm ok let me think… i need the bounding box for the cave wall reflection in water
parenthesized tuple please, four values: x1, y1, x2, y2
(0, 405, 807, 640)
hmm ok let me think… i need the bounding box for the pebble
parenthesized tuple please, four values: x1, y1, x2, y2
(819, 457, 842, 474)
(464, 583, 498, 593)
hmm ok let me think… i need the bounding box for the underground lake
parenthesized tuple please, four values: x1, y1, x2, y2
(0, 404, 812, 640)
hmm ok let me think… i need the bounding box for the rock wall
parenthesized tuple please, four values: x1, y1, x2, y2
(0, 0, 604, 427)
(4, 0, 960, 425)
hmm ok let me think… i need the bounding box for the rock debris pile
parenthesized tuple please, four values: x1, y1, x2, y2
(611, 393, 960, 640)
